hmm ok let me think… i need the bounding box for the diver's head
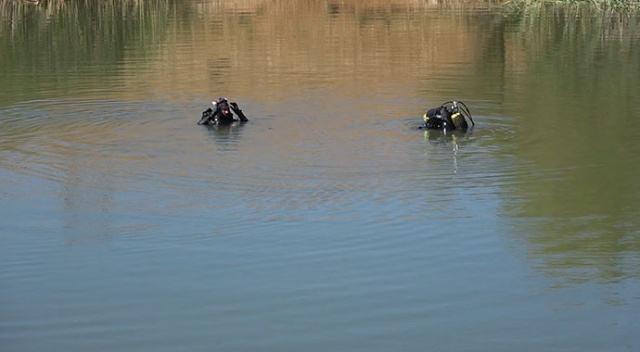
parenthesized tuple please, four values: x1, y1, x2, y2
(213, 97, 231, 115)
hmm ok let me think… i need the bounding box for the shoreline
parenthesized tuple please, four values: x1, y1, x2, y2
(5, 0, 640, 10)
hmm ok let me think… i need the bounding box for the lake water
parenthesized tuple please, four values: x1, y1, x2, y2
(1, 1, 639, 351)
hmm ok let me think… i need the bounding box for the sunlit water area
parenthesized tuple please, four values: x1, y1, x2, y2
(1, 0, 639, 351)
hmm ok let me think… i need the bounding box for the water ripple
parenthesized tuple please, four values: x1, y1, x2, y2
(0, 97, 536, 227)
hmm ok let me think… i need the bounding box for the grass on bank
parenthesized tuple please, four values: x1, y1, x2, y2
(503, 0, 640, 11)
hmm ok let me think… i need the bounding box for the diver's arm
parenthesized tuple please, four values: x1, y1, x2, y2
(440, 108, 456, 131)
(197, 108, 215, 125)
(230, 102, 249, 122)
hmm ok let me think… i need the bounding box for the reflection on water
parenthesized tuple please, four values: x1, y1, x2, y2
(0, 0, 172, 105)
(499, 4, 640, 288)
(1, 1, 640, 351)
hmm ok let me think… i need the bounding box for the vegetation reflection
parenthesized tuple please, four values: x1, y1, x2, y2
(0, 0, 172, 104)
(497, 4, 640, 286)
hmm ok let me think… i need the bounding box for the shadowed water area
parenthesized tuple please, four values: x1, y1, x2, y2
(1, 0, 640, 351)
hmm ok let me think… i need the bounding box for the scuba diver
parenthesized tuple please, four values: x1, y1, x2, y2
(197, 97, 249, 125)
(419, 100, 475, 131)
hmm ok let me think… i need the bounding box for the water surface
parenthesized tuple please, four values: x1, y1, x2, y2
(1, 1, 639, 351)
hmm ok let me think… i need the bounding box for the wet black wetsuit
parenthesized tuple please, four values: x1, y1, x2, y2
(198, 99, 248, 126)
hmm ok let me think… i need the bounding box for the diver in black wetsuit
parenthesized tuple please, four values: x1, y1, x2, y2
(420, 100, 474, 131)
(197, 97, 249, 126)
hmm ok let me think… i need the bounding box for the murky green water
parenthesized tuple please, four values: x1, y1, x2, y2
(1, 1, 639, 351)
